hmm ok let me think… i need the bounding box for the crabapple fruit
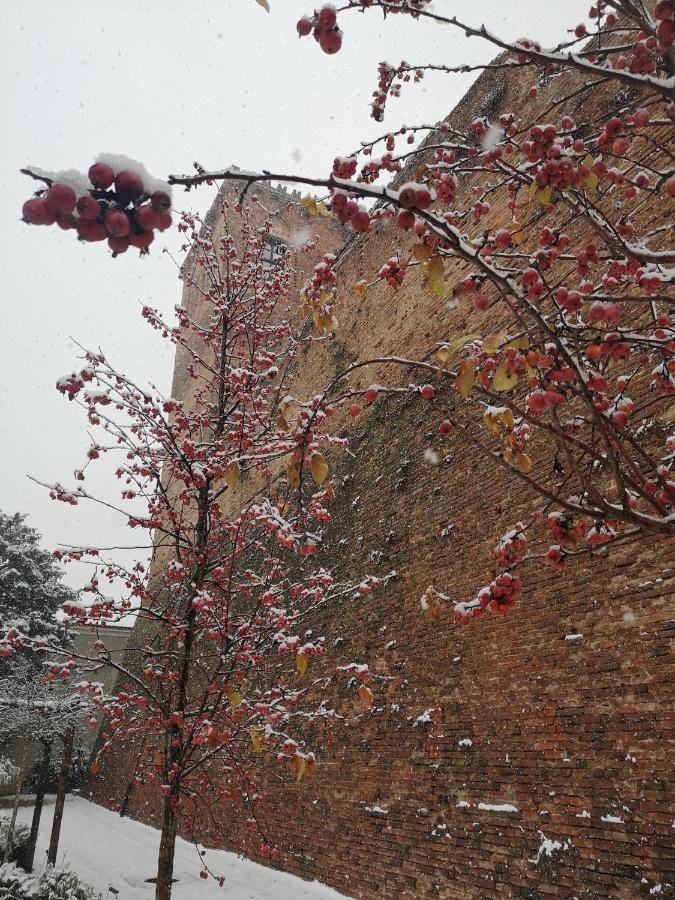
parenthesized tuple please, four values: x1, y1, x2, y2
(88, 162, 115, 189)
(420, 384, 435, 400)
(135, 204, 159, 230)
(108, 236, 129, 255)
(77, 195, 100, 220)
(297, 16, 313, 36)
(45, 183, 76, 215)
(105, 209, 131, 238)
(319, 28, 342, 54)
(22, 198, 54, 225)
(397, 210, 415, 230)
(77, 219, 107, 242)
(150, 191, 171, 212)
(318, 5, 337, 28)
(128, 230, 154, 249)
(114, 170, 144, 199)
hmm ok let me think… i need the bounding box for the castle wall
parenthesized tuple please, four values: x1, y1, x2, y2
(89, 59, 675, 899)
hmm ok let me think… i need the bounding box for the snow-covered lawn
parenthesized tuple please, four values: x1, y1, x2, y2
(16, 796, 346, 899)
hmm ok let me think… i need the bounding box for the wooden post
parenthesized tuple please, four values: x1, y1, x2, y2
(24, 737, 52, 871)
(46, 725, 74, 866)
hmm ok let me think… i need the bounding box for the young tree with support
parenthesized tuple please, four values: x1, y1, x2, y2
(6, 201, 381, 898)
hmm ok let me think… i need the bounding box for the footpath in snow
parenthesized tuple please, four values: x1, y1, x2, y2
(16, 796, 347, 899)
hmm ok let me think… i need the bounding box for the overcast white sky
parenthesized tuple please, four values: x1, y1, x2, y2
(0, 0, 589, 597)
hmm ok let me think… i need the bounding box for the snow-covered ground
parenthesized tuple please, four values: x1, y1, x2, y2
(15, 796, 346, 899)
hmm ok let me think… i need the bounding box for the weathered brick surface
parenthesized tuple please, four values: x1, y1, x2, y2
(90, 58, 675, 899)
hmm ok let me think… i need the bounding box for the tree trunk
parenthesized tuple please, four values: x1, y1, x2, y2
(46, 725, 73, 866)
(2, 736, 32, 864)
(154, 794, 178, 900)
(24, 738, 52, 872)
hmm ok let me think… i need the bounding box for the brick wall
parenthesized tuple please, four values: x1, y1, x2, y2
(89, 57, 675, 899)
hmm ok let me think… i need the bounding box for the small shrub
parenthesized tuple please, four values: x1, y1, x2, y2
(0, 817, 30, 864)
(0, 862, 100, 899)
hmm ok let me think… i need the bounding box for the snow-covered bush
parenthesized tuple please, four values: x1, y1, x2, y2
(0, 756, 18, 789)
(0, 862, 100, 899)
(0, 817, 29, 864)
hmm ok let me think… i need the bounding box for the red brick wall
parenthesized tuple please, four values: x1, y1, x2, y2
(89, 60, 675, 899)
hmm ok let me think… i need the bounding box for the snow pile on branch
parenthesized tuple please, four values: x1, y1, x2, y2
(95, 153, 172, 197)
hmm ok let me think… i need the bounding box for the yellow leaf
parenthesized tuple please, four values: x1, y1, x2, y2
(515, 452, 533, 474)
(310, 452, 329, 485)
(287, 462, 300, 489)
(358, 684, 374, 707)
(296, 651, 308, 675)
(90, 759, 101, 775)
(277, 412, 289, 431)
(354, 279, 368, 297)
(152, 750, 163, 768)
(584, 172, 599, 192)
(254, 0, 270, 10)
(290, 753, 315, 782)
(528, 181, 538, 200)
(582, 153, 594, 169)
(483, 407, 515, 433)
(493, 364, 519, 392)
(506, 335, 530, 351)
(413, 242, 433, 261)
(536, 186, 552, 205)
(250, 725, 264, 753)
(300, 196, 319, 215)
(427, 255, 444, 280)
(437, 333, 481, 365)
(481, 332, 506, 356)
(455, 360, 475, 398)
(229, 691, 242, 709)
(225, 460, 240, 488)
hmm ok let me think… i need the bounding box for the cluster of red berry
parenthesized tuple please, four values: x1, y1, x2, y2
(22, 162, 172, 256)
(297, 5, 342, 54)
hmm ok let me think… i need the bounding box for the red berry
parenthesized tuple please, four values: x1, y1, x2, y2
(77, 219, 107, 242)
(57, 214, 77, 231)
(156, 212, 173, 231)
(420, 384, 435, 400)
(318, 5, 337, 28)
(574, 23, 587, 38)
(22, 198, 55, 225)
(88, 163, 115, 189)
(473, 294, 489, 311)
(319, 28, 342, 54)
(135, 204, 159, 230)
(348, 404, 361, 417)
(128, 230, 154, 249)
(45, 183, 76, 215)
(439, 420, 452, 434)
(108, 236, 129, 255)
(396, 210, 415, 230)
(77, 195, 100, 220)
(654, 0, 674, 19)
(364, 385, 378, 402)
(114, 170, 144, 199)
(105, 209, 131, 238)
(150, 191, 171, 212)
(415, 187, 431, 210)
(398, 186, 418, 208)
(664, 174, 675, 197)
(297, 16, 313, 36)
